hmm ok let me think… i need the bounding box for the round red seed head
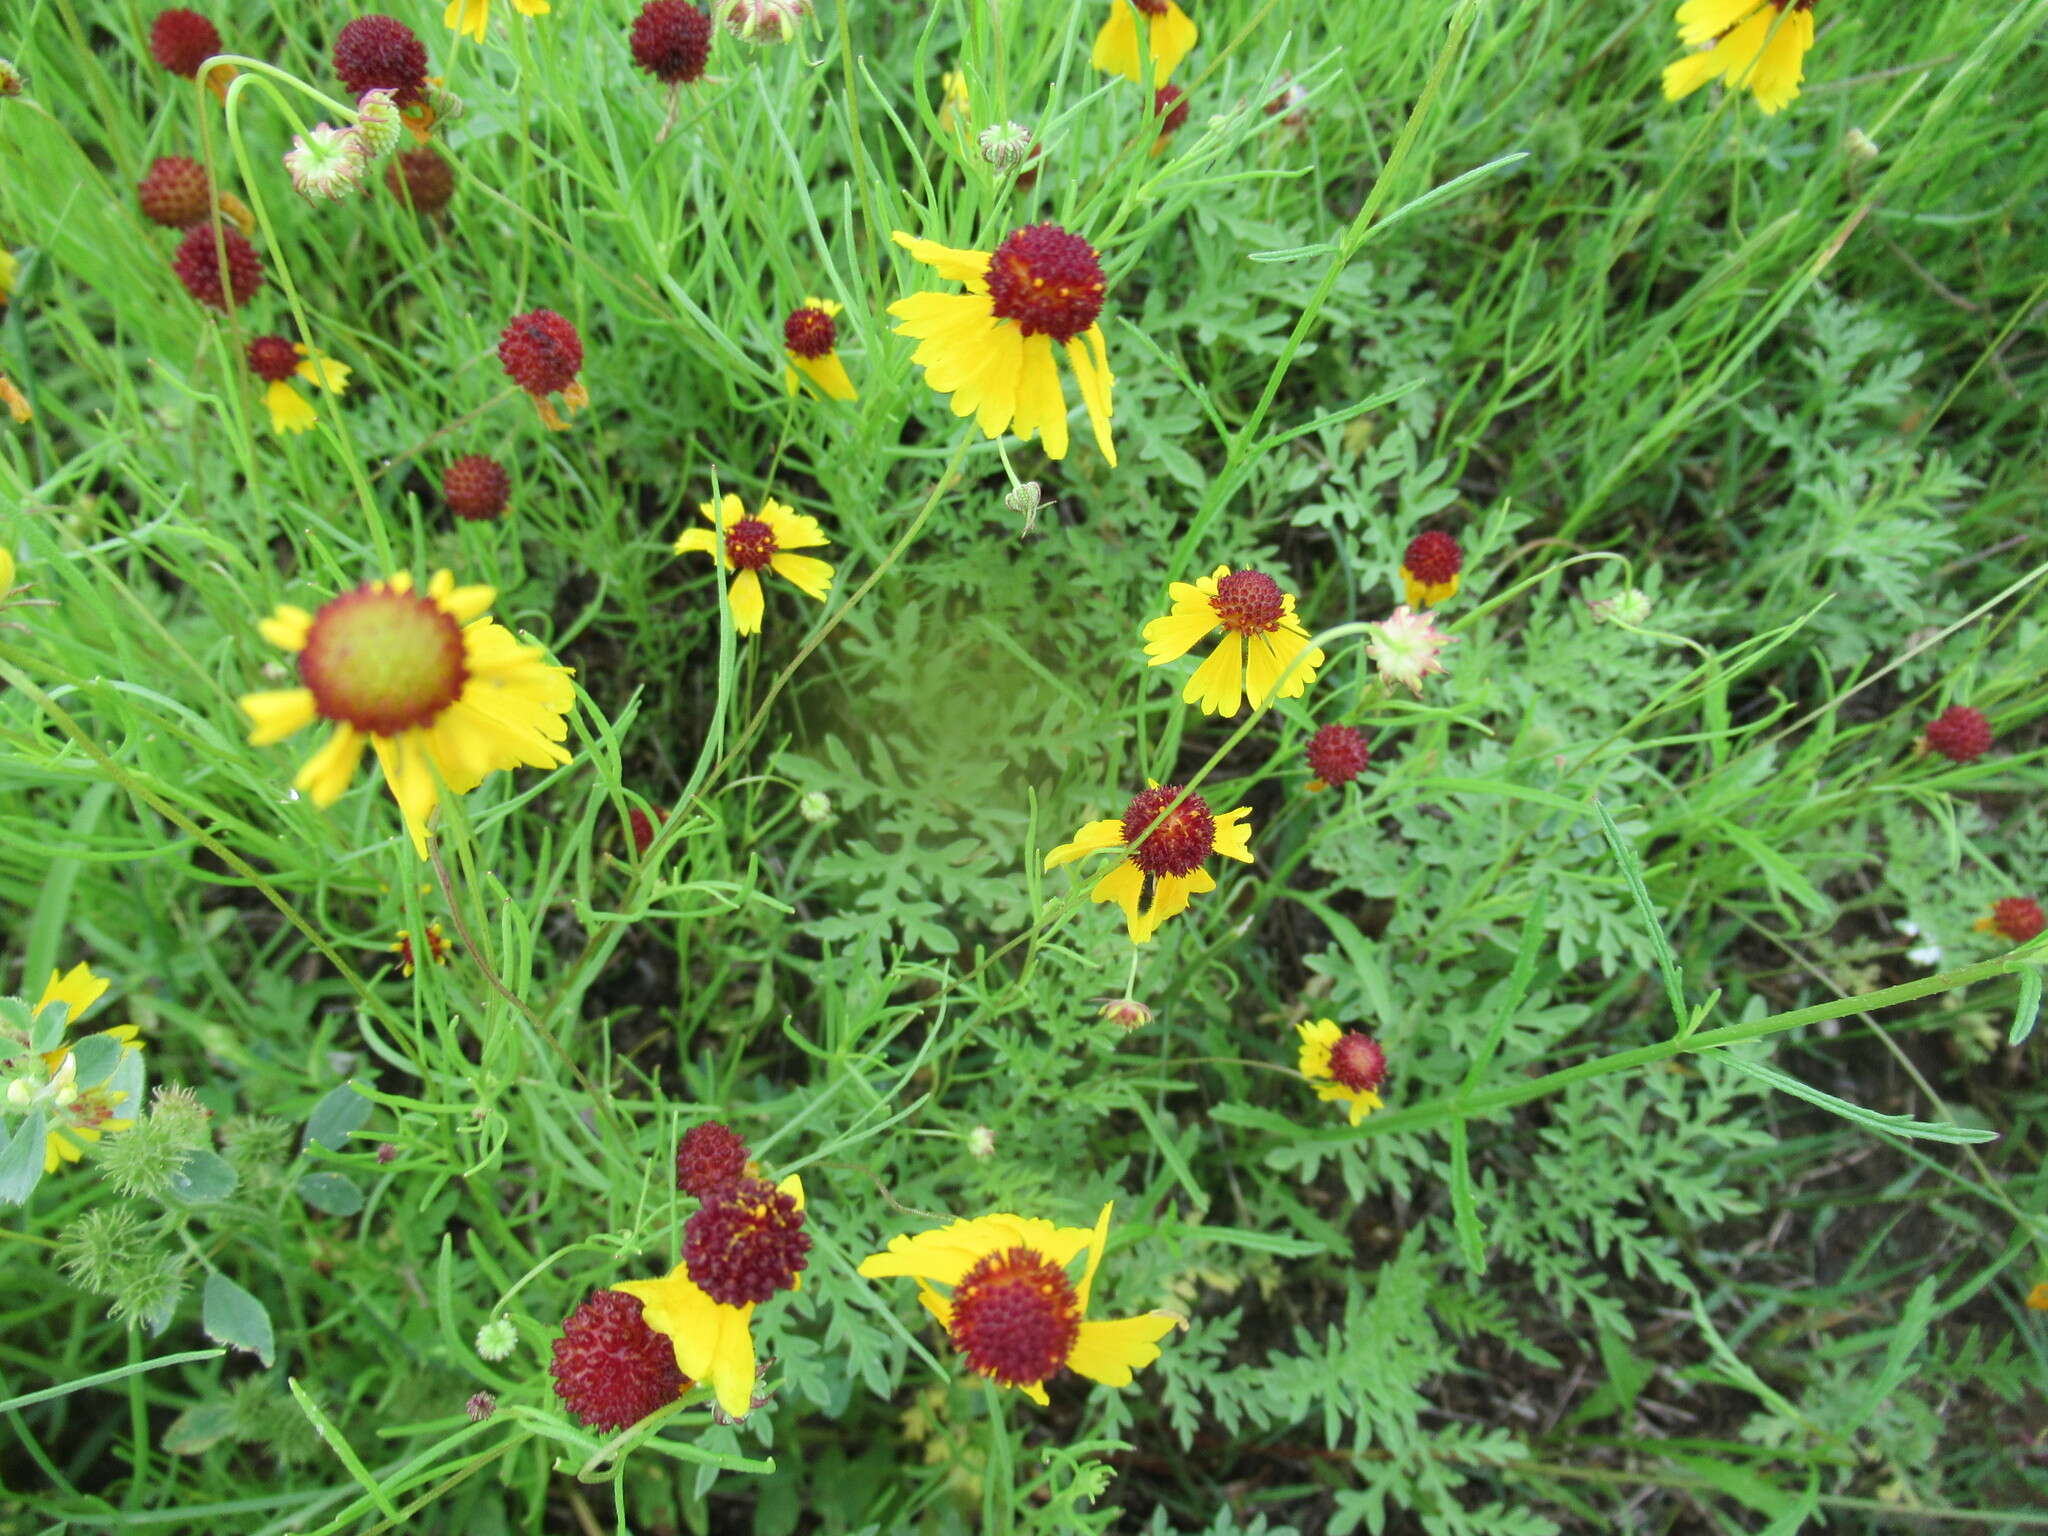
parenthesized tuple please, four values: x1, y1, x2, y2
(549, 1291, 688, 1430)
(675, 1120, 750, 1196)
(630, 0, 713, 84)
(985, 223, 1105, 345)
(1121, 784, 1215, 879)
(149, 9, 221, 78)
(442, 454, 510, 521)
(137, 156, 212, 228)
(385, 146, 455, 214)
(1328, 1031, 1387, 1093)
(498, 310, 584, 397)
(246, 335, 300, 383)
(783, 306, 836, 359)
(1924, 705, 1992, 764)
(1208, 569, 1285, 635)
(1153, 83, 1189, 135)
(1991, 897, 2045, 945)
(1306, 724, 1370, 788)
(947, 1245, 1081, 1389)
(1403, 530, 1462, 584)
(333, 15, 429, 107)
(629, 805, 670, 857)
(681, 1175, 810, 1306)
(297, 582, 468, 735)
(171, 225, 264, 311)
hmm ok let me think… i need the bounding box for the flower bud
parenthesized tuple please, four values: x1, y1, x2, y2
(352, 89, 402, 164)
(720, 0, 811, 44)
(979, 122, 1033, 169)
(285, 122, 370, 201)
(0, 58, 26, 97)
(475, 1316, 518, 1361)
(798, 790, 831, 823)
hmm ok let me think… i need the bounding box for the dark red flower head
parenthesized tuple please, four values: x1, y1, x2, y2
(442, 454, 510, 521)
(1209, 569, 1284, 635)
(1121, 784, 1214, 879)
(1403, 530, 1463, 585)
(246, 334, 299, 383)
(333, 15, 429, 107)
(150, 9, 221, 78)
(549, 1290, 688, 1430)
(675, 1120, 750, 1196)
(985, 223, 1105, 345)
(629, 805, 670, 857)
(630, 0, 713, 84)
(1153, 84, 1189, 136)
(385, 146, 455, 213)
(137, 156, 212, 228)
(171, 225, 264, 310)
(1924, 705, 1992, 764)
(1306, 724, 1370, 788)
(498, 309, 584, 397)
(1989, 897, 2045, 945)
(1328, 1031, 1387, 1093)
(947, 1245, 1080, 1388)
(783, 306, 836, 359)
(682, 1175, 810, 1305)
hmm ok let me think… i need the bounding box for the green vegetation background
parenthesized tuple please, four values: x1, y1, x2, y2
(2, 0, 2046, 1531)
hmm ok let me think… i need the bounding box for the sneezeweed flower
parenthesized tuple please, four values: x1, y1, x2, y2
(333, 15, 428, 108)
(1367, 606, 1456, 696)
(1142, 566, 1325, 718)
(245, 335, 351, 435)
(389, 922, 453, 976)
(386, 145, 455, 212)
(149, 9, 233, 100)
(1045, 783, 1253, 944)
(1305, 723, 1370, 791)
(1922, 705, 1992, 764)
(888, 225, 1116, 466)
(675, 1119, 750, 1197)
(238, 570, 576, 858)
(1400, 529, 1462, 608)
(857, 1203, 1178, 1405)
(683, 1175, 811, 1304)
(1975, 898, 2045, 947)
(285, 123, 372, 202)
(466, 1391, 497, 1421)
(137, 156, 212, 227)
(1092, 0, 1197, 87)
(550, 1290, 688, 1430)
(673, 495, 833, 637)
(719, 0, 811, 44)
(171, 225, 263, 311)
(1097, 997, 1152, 1031)
(445, 0, 551, 46)
(1662, 0, 1816, 117)
(631, 0, 713, 85)
(498, 309, 588, 430)
(1295, 1019, 1386, 1126)
(1151, 84, 1189, 155)
(443, 454, 510, 521)
(613, 1172, 807, 1419)
(782, 299, 857, 402)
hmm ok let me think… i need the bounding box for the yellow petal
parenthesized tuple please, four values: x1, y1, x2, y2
(1090, 859, 1148, 941)
(1147, 3, 1199, 82)
(614, 1268, 759, 1420)
(790, 351, 859, 402)
(769, 552, 834, 603)
(1745, 6, 1812, 113)
(1142, 606, 1218, 666)
(35, 963, 109, 1024)
(1067, 1313, 1181, 1387)
(1065, 330, 1117, 467)
(292, 723, 366, 808)
(675, 527, 718, 557)
(264, 381, 317, 435)
(1010, 333, 1069, 461)
(727, 569, 765, 636)
(444, 0, 488, 42)
(241, 687, 318, 747)
(1183, 633, 1245, 717)
(1136, 866, 1211, 943)
(370, 732, 438, 857)
(1675, 0, 1761, 47)
(858, 1214, 1095, 1286)
(1090, 5, 1142, 81)
(293, 348, 352, 395)
(756, 499, 831, 550)
(1246, 628, 1322, 709)
(890, 231, 993, 288)
(512, 0, 550, 14)
(1212, 806, 1254, 863)
(258, 605, 314, 652)
(1296, 1018, 1340, 1080)
(1073, 1202, 1115, 1313)
(1044, 819, 1127, 871)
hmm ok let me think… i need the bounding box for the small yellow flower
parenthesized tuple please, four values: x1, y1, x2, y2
(390, 923, 453, 977)
(444, 0, 550, 44)
(938, 69, 970, 134)
(26, 963, 145, 1173)
(1142, 565, 1324, 718)
(782, 298, 859, 403)
(2028, 1282, 2048, 1311)
(1045, 782, 1252, 944)
(239, 570, 576, 858)
(249, 335, 351, 437)
(674, 494, 834, 637)
(1295, 1019, 1386, 1127)
(1662, 0, 1816, 116)
(613, 1173, 806, 1420)
(858, 1202, 1179, 1405)
(35, 963, 110, 1025)
(889, 226, 1116, 466)
(1091, 0, 1198, 87)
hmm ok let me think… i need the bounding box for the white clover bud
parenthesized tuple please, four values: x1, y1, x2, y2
(798, 791, 831, 823)
(978, 122, 1033, 169)
(284, 123, 370, 202)
(720, 0, 811, 44)
(474, 1316, 518, 1361)
(351, 89, 402, 164)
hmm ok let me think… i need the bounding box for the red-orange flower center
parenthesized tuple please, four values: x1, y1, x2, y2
(985, 224, 1105, 345)
(682, 1175, 811, 1305)
(1992, 897, 2045, 945)
(1403, 530, 1462, 584)
(1121, 784, 1214, 878)
(1329, 1031, 1387, 1093)
(724, 517, 778, 571)
(246, 335, 300, 383)
(298, 584, 468, 736)
(947, 1245, 1081, 1388)
(1209, 569, 1284, 635)
(783, 307, 837, 359)
(1132, 0, 1171, 14)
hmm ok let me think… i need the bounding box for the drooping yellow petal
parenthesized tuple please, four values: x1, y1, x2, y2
(890, 231, 993, 289)
(1135, 866, 1212, 943)
(1067, 1312, 1181, 1387)
(1184, 633, 1246, 717)
(35, 963, 109, 1025)
(511, 0, 550, 14)
(756, 499, 831, 550)
(1044, 819, 1128, 871)
(1295, 1018, 1341, 1080)
(1212, 806, 1254, 864)
(240, 688, 318, 747)
(1147, 2, 1199, 83)
(858, 1214, 1095, 1288)
(1245, 627, 1323, 709)
(675, 527, 718, 557)
(264, 381, 317, 435)
(728, 569, 765, 636)
(1073, 1202, 1115, 1313)
(258, 605, 314, 652)
(1065, 329, 1117, 467)
(1090, 4, 1142, 81)
(1091, 858, 1148, 940)
(789, 351, 859, 402)
(444, 0, 489, 41)
(1662, 6, 1773, 102)
(1142, 605, 1219, 666)
(370, 731, 438, 857)
(293, 348, 352, 395)
(1402, 568, 1460, 608)
(613, 1267, 760, 1421)
(1675, 0, 1762, 46)
(1010, 333, 1070, 461)
(293, 723, 367, 809)
(768, 553, 834, 602)
(1744, 5, 1813, 113)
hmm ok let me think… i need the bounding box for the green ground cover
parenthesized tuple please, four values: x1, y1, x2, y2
(3, 0, 2047, 1530)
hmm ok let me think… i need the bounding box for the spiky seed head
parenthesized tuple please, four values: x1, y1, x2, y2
(137, 156, 211, 226)
(171, 225, 264, 310)
(285, 122, 371, 201)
